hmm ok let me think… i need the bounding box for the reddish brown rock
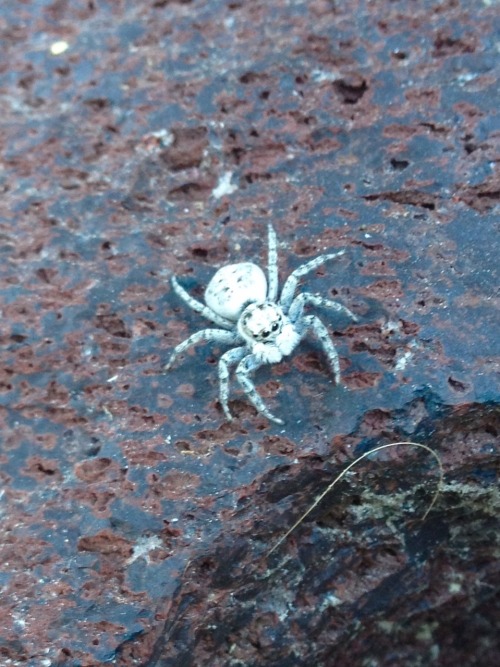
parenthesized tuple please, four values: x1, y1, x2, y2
(0, 0, 498, 665)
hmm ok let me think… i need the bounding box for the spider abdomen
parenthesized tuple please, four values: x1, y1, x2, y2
(204, 262, 267, 321)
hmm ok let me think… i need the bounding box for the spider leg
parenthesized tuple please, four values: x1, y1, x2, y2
(218, 346, 247, 421)
(171, 276, 234, 329)
(164, 329, 240, 371)
(297, 314, 341, 384)
(267, 224, 279, 302)
(235, 354, 284, 425)
(280, 250, 346, 312)
(288, 291, 358, 324)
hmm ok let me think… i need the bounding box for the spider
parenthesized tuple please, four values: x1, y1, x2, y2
(165, 225, 358, 425)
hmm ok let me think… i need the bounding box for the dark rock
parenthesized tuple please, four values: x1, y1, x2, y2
(0, 0, 498, 665)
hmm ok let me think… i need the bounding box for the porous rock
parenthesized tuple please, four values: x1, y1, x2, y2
(0, 1, 498, 665)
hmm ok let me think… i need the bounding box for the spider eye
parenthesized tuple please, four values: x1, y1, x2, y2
(261, 331, 270, 338)
(271, 322, 279, 331)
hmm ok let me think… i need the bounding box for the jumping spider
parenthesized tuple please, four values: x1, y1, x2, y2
(165, 225, 358, 424)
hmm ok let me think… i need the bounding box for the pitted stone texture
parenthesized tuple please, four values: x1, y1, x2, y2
(0, 0, 498, 665)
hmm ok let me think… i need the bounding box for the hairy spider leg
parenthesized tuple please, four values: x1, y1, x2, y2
(164, 329, 240, 371)
(296, 314, 341, 383)
(218, 346, 247, 421)
(279, 250, 346, 312)
(171, 276, 234, 329)
(288, 292, 358, 324)
(235, 354, 284, 425)
(267, 224, 279, 303)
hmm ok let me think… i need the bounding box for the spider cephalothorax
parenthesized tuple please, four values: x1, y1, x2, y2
(165, 225, 358, 424)
(238, 302, 300, 364)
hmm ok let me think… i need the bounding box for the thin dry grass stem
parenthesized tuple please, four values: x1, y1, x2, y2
(267, 441, 444, 557)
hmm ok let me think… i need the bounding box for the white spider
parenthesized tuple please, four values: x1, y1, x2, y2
(165, 225, 358, 425)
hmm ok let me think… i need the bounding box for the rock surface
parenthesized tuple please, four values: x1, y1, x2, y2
(0, 0, 498, 665)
